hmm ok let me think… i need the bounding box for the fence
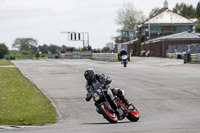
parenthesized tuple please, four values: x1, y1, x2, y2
(92, 53, 119, 62)
(60, 51, 92, 59)
(184, 54, 200, 64)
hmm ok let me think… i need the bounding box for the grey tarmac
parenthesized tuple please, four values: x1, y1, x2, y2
(1, 57, 200, 133)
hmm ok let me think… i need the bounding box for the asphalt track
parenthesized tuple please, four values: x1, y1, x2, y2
(1, 57, 200, 133)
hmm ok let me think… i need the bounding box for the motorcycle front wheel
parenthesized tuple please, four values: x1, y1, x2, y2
(126, 106, 140, 122)
(123, 63, 127, 67)
(98, 104, 118, 123)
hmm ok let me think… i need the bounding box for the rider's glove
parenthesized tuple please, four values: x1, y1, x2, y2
(86, 93, 92, 102)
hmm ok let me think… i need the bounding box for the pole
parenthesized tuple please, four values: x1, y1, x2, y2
(148, 22, 150, 40)
(83, 33, 85, 47)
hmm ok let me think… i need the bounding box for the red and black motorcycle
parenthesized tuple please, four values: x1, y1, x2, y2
(92, 87, 140, 123)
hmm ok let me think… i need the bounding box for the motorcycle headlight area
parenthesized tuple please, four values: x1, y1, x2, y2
(93, 93, 100, 101)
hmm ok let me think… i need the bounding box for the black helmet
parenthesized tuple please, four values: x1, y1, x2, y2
(84, 68, 95, 82)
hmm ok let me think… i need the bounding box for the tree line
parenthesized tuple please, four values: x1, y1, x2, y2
(0, 37, 108, 59)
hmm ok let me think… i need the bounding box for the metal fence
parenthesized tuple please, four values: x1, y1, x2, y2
(167, 44, 200, 54)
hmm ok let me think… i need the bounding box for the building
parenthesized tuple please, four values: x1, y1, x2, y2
(141, 0, 200, 57)
(114, 29, 137, 55)
(114, 0, 200, 57)
(142, 31, 200, 57)
(141, 5, 196, 41)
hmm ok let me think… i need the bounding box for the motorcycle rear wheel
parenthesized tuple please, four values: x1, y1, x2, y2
(98, 104, 118, 123)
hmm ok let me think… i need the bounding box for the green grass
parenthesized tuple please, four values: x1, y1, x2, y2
(5, 50, 58, 60)
(0, 67, 56, 125)
(0, 60, 14, 66)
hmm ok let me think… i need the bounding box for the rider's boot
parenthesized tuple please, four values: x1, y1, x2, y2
(117, 90, 133, 109)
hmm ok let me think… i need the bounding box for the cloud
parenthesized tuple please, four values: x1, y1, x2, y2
(0, 0, 199, 49)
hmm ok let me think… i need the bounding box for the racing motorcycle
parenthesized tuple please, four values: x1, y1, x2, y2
(92, 86, 140, 123)
(121, 55, 128, 67)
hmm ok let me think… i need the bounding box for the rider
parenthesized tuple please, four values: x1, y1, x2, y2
(119, 49, 127, 57)
(84, 68, 131, 112)
(119, 49, 128, 61)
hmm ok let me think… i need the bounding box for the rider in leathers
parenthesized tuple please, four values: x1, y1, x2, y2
(119, 49, 128, 57)
(84, 68, 130, 113)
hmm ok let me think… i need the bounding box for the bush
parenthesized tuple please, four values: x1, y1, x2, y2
(40, 54, 46, 57)
(0, 43, 9, 59)
(35, 52, 40, 58)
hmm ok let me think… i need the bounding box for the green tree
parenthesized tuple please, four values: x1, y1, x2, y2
(29, 45, 38, 54)
(35, 52, 40, 58)
(48, 44, 61, 54)
(61, 45, 67, 53)
(0, 43, 9, 59)
(136, 35, 144, 56)
(196, 22, 200, 33)
(101, 47, 110, 53)
(38, 44, 49, 54)
(173, 3, 196, 18)
(196, 2, 200, 18)
(173, 3, 184, 14)
(92, 48, 100, 53)
(115, 3, 145, 30)
(12, 38, 38, 51)
(149, 7, 163, 18)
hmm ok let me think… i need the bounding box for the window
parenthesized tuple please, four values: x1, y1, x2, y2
(161, 27, 165, 33)
(173, 26, 190, 33)
(122, 31, 129, 37)
(150, 26, 161, 34)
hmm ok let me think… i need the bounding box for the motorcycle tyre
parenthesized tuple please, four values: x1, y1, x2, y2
(126, 107, 140, 122)
(98, 104, 118, 123)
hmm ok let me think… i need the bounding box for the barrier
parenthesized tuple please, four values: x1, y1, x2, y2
(184, 54, 200, 64)
(60, 51, 92, 59)
(166, 53, 176, 58)
(190, 54, 200, 64)
(81, 51, 92, 59)
(60, 52, 131, 62)
(92, 53, 119, 62)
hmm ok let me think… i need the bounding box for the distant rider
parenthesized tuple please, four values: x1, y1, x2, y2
(84, 68, 131, 112)
(119, 49, 128, 61)
(119, 49, 127, 57)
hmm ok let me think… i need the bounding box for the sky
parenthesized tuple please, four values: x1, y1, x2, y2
(0, 0, 199, 50)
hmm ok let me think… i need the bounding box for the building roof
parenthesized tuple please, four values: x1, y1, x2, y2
(189, 18, 199, 23)
(144, 9, 194, 25)
(142, 31, 200, 45)
(116, 38, 138, 45)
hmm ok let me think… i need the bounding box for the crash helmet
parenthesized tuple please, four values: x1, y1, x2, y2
(84, 68, 95, 82)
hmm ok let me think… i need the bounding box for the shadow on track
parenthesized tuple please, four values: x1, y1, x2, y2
(81, 121, 130, 125)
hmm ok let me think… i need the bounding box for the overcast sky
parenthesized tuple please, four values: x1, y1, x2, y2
(0, 0, 199, 49)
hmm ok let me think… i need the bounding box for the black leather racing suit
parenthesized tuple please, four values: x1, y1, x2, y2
(119, 50, 127, 57)
(85, 74, 129, 110)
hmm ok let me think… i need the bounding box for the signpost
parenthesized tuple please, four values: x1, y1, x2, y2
(61, 31, 89, 47)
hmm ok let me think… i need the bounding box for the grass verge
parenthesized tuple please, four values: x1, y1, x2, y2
(0, 67, 56, 125)
(0, 60, 14, 66)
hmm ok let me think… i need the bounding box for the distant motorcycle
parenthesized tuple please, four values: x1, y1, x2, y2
(121, 55, 128, 67)
(92, 86, 140, 123)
